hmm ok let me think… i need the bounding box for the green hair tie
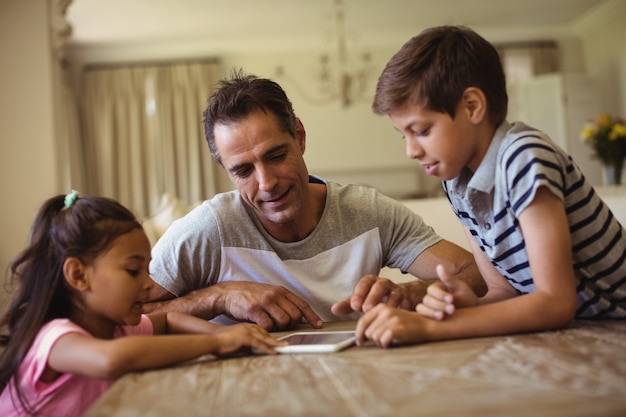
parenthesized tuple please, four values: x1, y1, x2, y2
(64, 190, 80, 208)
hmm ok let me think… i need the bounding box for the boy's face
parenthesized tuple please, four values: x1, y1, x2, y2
(388, 99, 486, 180)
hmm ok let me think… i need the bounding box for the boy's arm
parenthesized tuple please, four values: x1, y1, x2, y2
(357, 187, 578, 346)
(465, 227, 520, 305)
(434, 187, 577, 335)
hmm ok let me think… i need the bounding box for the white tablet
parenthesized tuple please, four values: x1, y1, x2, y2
(274, 331, 356, 354)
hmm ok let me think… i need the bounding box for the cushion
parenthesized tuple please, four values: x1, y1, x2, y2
(142, 194, 194, 246)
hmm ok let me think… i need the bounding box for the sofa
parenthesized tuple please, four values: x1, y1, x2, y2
(382, 185, 626, 281)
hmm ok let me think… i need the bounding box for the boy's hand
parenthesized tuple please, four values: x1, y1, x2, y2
(331, 275, 412, 316)
(355, 304, 429, 348)
(416, 264, 478, 320)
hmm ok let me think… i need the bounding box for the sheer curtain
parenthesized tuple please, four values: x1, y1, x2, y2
(50, 0, 85, 194)
(81, 60, 221, 218)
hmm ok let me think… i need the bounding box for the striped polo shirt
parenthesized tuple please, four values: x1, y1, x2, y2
(444, 121, 626, 318)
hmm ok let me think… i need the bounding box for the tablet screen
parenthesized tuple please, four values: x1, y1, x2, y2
(279, 332, 354, 345)
(275, 331, 356, 353)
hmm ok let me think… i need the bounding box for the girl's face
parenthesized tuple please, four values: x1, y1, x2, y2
(82, 228, 153, 333)
(388, 98, 486, 180)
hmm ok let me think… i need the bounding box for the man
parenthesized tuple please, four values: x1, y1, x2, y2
(146, 71, 485, 330)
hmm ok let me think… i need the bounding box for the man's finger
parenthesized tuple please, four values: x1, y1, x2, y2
(360, 277, 393, 311)
(331, 299, 354, 316)
(285, 292, 323, 328)
(349, 276, 378, 312)
(384, 288, 404, 308)
(248, 310, 277, 331)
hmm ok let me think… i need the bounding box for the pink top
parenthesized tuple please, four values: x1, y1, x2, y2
(0, 316, 153, 417)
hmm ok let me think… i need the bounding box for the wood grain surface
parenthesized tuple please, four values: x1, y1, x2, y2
(84, 320, 626, 417)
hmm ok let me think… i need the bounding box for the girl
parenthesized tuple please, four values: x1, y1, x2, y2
(0, 191, 281, 416)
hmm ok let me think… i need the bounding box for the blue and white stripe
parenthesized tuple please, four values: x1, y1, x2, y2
(445, 121, 626, 318)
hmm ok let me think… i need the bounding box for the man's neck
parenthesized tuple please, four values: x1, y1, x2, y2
(264, 182, 327, 242)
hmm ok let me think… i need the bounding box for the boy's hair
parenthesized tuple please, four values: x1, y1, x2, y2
(202, 69, 298, 165)
(372, 25, 508, 127)
(0, 194, 142, 414)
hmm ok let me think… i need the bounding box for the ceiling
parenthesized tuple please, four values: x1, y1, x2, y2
(65, 0, 611, 53)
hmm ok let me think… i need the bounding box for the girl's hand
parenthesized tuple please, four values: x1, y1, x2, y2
(416, 264, 478, 320)
(212, 323, 285, 356)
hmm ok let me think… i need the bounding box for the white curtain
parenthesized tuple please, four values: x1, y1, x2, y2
(81, 60, 221, 218)
(49, 0, 85, 194)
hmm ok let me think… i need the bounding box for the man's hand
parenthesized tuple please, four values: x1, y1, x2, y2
(216, 282, 323, 331)
(331, 275, 412, 316)
(145, 281, 322, 331)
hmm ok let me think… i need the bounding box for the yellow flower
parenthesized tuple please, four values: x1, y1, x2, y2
(580, 124, 595, 141)
(596, 113, 611, 127)
(580, 113, 626, 169)
(609, 123, 626, 141)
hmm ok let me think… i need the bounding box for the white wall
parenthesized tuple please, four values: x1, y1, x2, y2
(0, 0, 59, 313)
(66, 28, 600, 200)
(575, 0, 626, 184)
(576, 0, 626, 117)
(218, 47, 438, 199)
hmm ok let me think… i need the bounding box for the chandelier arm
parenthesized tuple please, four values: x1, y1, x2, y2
(275, 0, 373, 109)
(276, 71, 338, 106)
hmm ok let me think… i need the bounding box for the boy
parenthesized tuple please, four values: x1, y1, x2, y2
(356, 25, 626, 348)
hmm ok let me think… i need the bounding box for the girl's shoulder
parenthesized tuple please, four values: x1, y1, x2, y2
(33, 319, 91, 352)
(15, 320, 91, 386)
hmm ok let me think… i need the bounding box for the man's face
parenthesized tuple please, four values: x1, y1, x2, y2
(214, 109, 310, 234)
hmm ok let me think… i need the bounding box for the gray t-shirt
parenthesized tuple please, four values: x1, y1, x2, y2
(445, 121, 626, 318)
(150, 177, 442, 323)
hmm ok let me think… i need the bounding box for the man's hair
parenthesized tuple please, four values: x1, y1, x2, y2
(202, 69, 298, 164)
(372, 25, 507, 126)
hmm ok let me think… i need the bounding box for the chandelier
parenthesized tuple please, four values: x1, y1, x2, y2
(276, 0, 373, 108)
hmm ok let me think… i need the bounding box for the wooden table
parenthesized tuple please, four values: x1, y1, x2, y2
(84, 320, 626, 417)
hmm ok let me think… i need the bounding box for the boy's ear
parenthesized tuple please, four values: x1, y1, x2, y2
(462, 87, 487, 124)
(63, 257, 90, 291)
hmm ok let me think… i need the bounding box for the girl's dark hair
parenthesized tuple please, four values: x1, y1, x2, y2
(0, 194, 142, 414)
(202, 69, 298, 164)
(372, 25, 508, 127)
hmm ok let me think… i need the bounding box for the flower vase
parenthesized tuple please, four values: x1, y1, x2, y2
(614, 160, 623, 185)
(604, 161, 624, 186)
